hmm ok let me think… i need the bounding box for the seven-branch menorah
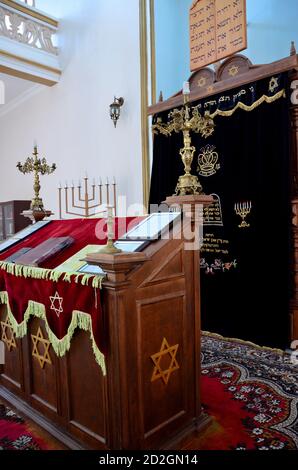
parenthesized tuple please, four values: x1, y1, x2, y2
(234, 202, 252, 229)
(58, 177, 117, 219)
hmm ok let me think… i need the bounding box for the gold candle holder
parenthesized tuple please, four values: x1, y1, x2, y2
(97, 206, 122, 254)
(17, 145, 56, 222)
(152, 84, 215, 196)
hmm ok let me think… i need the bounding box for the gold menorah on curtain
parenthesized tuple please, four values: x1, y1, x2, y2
(58, 177, 117, 219)
(234, 201, 252, 229)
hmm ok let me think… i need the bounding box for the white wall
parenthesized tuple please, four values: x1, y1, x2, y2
(0, 0, 143, 217)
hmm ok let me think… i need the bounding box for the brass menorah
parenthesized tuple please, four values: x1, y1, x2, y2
(59, 177, 117, 219)
(234, 202, 252, 229)
(17, 145, 56, 212)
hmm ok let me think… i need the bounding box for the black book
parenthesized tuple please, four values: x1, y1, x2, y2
(5, 248, 32, 264)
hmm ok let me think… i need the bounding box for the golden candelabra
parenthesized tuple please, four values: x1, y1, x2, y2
(59, 177, 117, 219)
(234, 202, 252, 228)
(97, 205, 122, 254)
(152, 90, 215, 196)
(17, 145, 56, 214)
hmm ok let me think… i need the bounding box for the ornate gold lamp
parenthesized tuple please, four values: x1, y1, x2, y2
(152, 82, 215, 196)
(17, 145, 56, 222)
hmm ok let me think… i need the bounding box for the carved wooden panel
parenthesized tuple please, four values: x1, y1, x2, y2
(137, 293, 186, 436)
(0, 306, 23, 391)
(140, 246, 185, 288)
(190, 68, 216, 92)
(216, 54, 252, 81)
(65, 330, 107, 448)
(28, 318, 58, 413)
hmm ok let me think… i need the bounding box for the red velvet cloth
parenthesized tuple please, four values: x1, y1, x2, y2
(0, 218, 138, 267)
(0, 218, 139, 356)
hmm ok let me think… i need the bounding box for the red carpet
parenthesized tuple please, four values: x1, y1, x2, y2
(0, 403, 48, 450)
(199, 333, 298, 450)
(0, 333, 297, 450)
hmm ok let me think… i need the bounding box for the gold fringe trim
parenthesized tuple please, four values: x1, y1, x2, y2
(206, 89, 286, 119)
(0, 262, 104, 289)
(0, 291, 106, 375)
(202, 331, 285, 355)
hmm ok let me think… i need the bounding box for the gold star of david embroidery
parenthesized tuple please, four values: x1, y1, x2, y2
(31, 327, 52, 369)
(151, 338, 180, 385)
(269, 77, 279, 93)
(50, 291, 63, 318)
(1, 315, 16, 352)
(229, 65, 239, 77)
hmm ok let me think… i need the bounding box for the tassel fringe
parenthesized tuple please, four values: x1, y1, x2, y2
(0, 262, 104, 289)
(0, 291, 106, 375)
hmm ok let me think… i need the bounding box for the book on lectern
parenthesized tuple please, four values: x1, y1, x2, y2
(16, 237, 74, 267)
(5, 247, 32, 263)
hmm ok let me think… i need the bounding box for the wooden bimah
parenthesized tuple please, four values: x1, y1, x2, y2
(0, 196, 212, 450)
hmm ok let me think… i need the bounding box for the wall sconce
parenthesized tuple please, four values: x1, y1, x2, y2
(109, 97, 124, 128)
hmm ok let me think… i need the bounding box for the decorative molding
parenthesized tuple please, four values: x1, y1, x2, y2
(148, 53, 298, 116)
(0, 46, 60, 73)
(0, 0, 58, 28)
(0, 3, 58, 55)
(0, 36, 61, 86)
(0, 1, 60, 85)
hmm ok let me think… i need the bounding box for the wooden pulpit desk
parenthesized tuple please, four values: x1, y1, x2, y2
(0, 195, 213, 450)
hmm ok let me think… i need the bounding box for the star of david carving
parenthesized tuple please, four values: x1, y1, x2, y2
(229, 65, 239, 77)
(31, 327, 52, 369)
(151, 338, 180, 385)
(197, 77, 207, 88)
(269, 77, 279, 93)
(207, 85, 214, 94)
(1, 315, 16, 352)
(50, 291, 63, 318)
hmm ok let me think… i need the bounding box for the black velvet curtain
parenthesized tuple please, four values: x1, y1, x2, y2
(149, 74, 292, 349)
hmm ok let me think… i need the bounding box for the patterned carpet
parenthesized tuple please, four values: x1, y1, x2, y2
(0, 333, 297, 450)
(0, 403, 48, 450)
(199, 333, 298, 450)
